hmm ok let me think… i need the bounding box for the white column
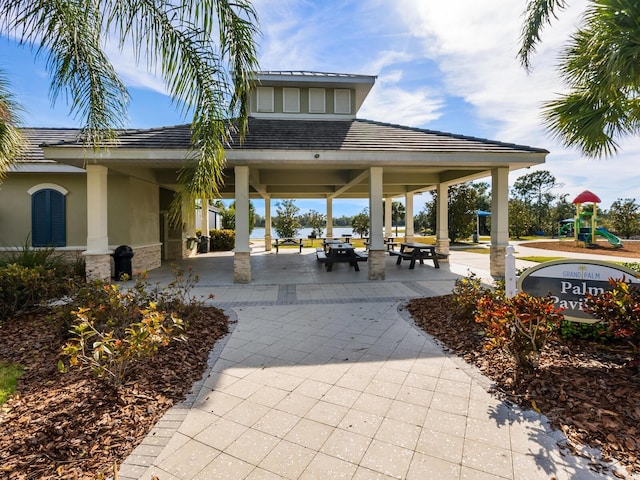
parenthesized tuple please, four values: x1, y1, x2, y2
(326, 198, 333, 239)
(384, 198, 392, 238)
(264, 197, 272, 251)
(85, 165, 110, 254)
(436, 183, 450, 257)
(182, 196, 196, 258)
(200, 198, 210, 235)
(234, 166, 251, 283)
(490, 167, 510, 277)
(83, 165, 111, 281)
(368, 167, 385, 280)
(404, 192, 414, 242)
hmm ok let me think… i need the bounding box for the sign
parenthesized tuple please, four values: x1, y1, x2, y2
(517, 259, 640, 322)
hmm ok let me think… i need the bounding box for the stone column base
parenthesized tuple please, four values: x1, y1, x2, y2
(83, 252, 112, 281)
(234, 251, 251, 283)
(436, 238, 450, 263)
(368, 249, 386, 280)
(265, 234, 272, 252)
(490, 245, 507, 278)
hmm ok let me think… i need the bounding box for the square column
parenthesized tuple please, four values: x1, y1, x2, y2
(83, 165, 112, 281)
(264, 197, 272, 251)
(490, 167, 510, 278)
(435, 182, 450, 258)
(200, 198, 210, 253)
(368, 167, 385, 280)
(384, 198, 393, 238)
(234, 166, 251, 283)
(404, 192, 414, 242)
(326, 199, 333, 239)
(182, 196, 197, 258)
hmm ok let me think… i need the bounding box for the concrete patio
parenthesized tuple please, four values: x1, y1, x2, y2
(117, 244, 630, 480)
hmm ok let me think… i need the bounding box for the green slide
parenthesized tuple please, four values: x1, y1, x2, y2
(595, 227, 623, 248)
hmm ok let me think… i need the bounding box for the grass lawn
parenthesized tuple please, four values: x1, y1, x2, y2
(517, 256, 566, 263)
(0, 361, 24, 405)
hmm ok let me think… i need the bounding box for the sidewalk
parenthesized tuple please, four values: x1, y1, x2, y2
(117, 246, 631, 479)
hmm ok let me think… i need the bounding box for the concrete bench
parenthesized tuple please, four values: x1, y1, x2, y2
(273, 238, 303, 253)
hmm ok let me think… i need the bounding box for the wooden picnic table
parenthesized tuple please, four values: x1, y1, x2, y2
(273, 238, 303, 253)
(389, 243, 440, 269)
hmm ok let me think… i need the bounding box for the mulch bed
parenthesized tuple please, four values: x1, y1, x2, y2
(522, 240, 640, 259)
(404, 295, 640, 479)
(0, 307, 229, 479)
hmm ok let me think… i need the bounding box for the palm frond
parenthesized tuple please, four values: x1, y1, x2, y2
(0, 69, 25, 181)
(519, 0, 568, 70)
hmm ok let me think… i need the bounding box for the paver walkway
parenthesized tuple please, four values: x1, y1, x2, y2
(118, 279, 626, 478)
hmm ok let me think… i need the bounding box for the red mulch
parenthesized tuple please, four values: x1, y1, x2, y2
(404, 295, 640, 478)
(0, 307, 229, 479)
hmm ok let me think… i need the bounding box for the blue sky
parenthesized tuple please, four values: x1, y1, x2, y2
(2, 0, 639, 218)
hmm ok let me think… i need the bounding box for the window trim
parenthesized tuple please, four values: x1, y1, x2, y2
(29, 185, 67, 247)
(309, 88, 326, 114)
(334, 89, 351, 114)
(256, 86, 274, 112)
(282, 87, 300, 113)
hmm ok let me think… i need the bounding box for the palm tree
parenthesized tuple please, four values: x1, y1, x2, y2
(0, 70, 23, 183)
(391, 201, 405, 236)
(519, 0, 640, 158)
(0, 0, 259, 198)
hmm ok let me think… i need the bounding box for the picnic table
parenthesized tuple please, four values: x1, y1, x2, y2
(389, 243, 440, 269)
(316, 243, 367, 271)
(384, 237, 400, 251)
(273, 238, 303, 253)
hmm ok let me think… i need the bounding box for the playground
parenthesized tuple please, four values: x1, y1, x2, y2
(559, 190, 626, 249)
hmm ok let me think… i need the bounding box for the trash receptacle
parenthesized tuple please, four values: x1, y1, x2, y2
(198, 236, 210, 253)
(112, 245, 134, 280)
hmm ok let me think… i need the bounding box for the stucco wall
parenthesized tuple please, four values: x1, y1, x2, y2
(107, 174, 160, 247)
(0, 173, 87, 248)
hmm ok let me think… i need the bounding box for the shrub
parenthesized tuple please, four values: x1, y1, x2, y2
(475, 292, 564, 377)
(209, 229, 235, 250)
(583, 278, 640, 360)
(59, 268, 202, 388)
(61, 303, 185, 389)
(0, 264, 62, 321)
(559, 320, 614, 342)
(451, 272, 490, 317)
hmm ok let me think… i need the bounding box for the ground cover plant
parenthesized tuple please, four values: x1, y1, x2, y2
(0, 267, 229, 478)
(407, 269, 640, 478)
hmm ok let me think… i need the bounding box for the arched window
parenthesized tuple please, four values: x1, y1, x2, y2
(30, 187, 67, 247)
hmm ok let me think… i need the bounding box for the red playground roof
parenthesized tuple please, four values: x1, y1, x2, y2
(573, 190, 601, 204)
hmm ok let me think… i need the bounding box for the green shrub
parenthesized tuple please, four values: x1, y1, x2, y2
(583, 278, 640, 350)
(209, 229, 235, 250)
(58, 267, 202, 388)
(559, 320, 614, 342)
(621, 262, 640, 274)
(61, 303, 185, 388)
(451, 272, 490, 317)
(0, 264, 62, 321)
(1, 237, 64, 270)
(475, 292, 564, 377)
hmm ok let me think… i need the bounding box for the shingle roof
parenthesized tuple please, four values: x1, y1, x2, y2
(227, 118, 548, 154)
(21, 117, 547, 163)
(20, 128, 82, 163)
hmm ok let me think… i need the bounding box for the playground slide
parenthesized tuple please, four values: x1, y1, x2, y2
(595, 227, 623, 247)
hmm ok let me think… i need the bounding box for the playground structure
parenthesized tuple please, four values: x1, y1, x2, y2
(570, 190, 623, 248)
